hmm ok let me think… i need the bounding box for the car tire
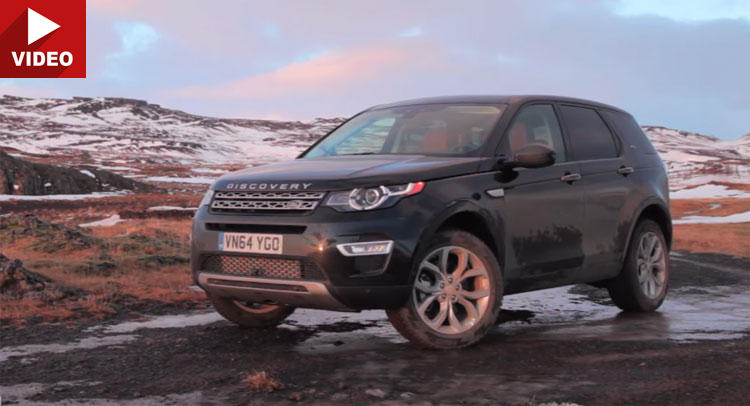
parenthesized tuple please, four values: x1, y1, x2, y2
(208, 293, 295, 327)
(607, 219, 669, 312)
(386, 230, 503, 350)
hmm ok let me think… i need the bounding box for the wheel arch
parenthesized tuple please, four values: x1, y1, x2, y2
(626, 200, 673, 256)
(413, 201, 505, 280)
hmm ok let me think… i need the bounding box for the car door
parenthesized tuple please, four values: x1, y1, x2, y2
(557, 104, 634, 282)
(493, 103, 586, 290)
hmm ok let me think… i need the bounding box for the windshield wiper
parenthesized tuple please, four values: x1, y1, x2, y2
(340, 152, 378, 156)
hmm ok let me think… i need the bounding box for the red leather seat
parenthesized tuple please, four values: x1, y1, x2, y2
(509, 122, 528, 151)
(422, 130, 448, 152)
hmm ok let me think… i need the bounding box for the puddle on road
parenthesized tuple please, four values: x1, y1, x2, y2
(290, 285, 750, 353)
(1, 312, 224, 364)
(490, 285, 749, 342)
(284, 309, 406, 354)
(0, 382, 202, 406)
(85, 312, 224, 334)
(0, 335, 137, 363)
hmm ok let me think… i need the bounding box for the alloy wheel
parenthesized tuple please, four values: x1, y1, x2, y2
(413, 246, 491, 334)
(636, 232, 667, 299)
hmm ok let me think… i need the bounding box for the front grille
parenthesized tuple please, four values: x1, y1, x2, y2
(200, 254, 325, 280)
(210, 191, 326, 214)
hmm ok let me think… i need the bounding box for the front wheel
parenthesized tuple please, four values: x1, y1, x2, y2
(386, 230, 503, 350)
(208, 293, 295, 327)
(607, 219, 669, 312)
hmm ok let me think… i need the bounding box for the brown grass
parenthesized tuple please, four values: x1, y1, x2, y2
(1, 216, 203, 323)
(671, 198, 750, 218)
(0, 193, 201, 223)
(0, 295, 115, 323)
(669, 198, 750, 257)
(241, 371, 283, 392)
(673, 223, 750, 257)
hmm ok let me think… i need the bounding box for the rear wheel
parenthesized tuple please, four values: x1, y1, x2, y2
(607, 220, 669, 312)
(208, 293, 295, 327)
(386, 230, 503, 350)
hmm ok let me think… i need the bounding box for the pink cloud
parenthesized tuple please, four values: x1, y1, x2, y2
(170, 42, 436, 100)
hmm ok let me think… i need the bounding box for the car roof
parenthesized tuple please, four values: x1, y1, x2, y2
(366, 94, 629, 114)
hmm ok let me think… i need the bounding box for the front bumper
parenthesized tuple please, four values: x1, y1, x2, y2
(190, 201, 429, 310)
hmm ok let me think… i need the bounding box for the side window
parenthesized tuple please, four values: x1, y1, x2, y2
(559, 105, 618, 160)
(601, 110, 657, 154)
(506, 104, 567, 162)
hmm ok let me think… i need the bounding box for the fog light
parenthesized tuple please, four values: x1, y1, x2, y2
(336, 241, 394, 256)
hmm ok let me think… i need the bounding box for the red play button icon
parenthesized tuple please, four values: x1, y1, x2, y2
(0, 0, 86, 78)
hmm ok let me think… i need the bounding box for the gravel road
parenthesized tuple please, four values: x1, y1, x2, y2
(1, 251, 748, 406)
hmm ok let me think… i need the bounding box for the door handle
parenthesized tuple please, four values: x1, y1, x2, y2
(560, 173, 582, 183)
(617, 166, 635, 175)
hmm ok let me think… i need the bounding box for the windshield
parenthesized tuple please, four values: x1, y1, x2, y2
(302, 103, 505, 158)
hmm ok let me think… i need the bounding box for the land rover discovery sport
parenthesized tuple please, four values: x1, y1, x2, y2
(191, 95, 672, 349)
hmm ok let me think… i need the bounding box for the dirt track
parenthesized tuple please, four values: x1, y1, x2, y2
(1, 252, 748, 406)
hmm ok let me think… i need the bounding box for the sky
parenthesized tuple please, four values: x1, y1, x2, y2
(1, 0, 748, 139)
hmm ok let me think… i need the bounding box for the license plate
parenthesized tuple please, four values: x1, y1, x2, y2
(218, 232, 283, 254)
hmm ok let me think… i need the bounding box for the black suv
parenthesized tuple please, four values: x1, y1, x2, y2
(191, 95, 671, 349)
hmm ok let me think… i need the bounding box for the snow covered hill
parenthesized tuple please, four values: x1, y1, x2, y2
(643, 126, 750, 192)
(0, 95, 747, 196)
(0, 95, 341, 166)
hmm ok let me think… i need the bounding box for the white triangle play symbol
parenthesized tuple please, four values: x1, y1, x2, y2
(27, 8, 60, 46)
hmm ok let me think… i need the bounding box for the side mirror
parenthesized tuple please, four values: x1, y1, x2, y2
(503, 144, 556, 169)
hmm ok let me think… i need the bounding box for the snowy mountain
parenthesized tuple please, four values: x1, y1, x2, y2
(0, 95, 747, 194)
(643, 126, 750, 191)
(0, 95, 342, 166)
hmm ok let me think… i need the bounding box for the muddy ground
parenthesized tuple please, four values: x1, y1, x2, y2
(1, 251, 748, 406)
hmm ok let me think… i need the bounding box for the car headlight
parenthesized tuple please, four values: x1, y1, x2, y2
(199, 189, 214, 207)
(325, 182, 424, 212)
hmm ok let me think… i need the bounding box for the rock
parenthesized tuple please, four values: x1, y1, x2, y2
(0, 253, 62, 302)
(0, 254, 51, 296)
(136, 255, 190, 267)
(400, 392, 416, 400)
(331, 393, 348, 401)
(75, 261, 117, 276)
(287, 393, 303, 402)
(0, 253, 86, 304)
(0, 150, 153, 195)
(365, 388, 387, 398)
(0, 214, 101, 253)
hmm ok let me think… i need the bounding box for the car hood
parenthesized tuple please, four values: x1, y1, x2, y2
(212, 155, 487, 191)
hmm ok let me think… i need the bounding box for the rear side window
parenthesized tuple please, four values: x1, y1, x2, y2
(506, 104, 567, 162)
(601, 110, 657, 154)
(559, 105, 618, 161)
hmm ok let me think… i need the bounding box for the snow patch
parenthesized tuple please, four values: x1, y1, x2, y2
(191, 168, 228, 174)
(87, 312, 223, 334)
(0, 335, 137, 363)
(671, 184, 750, 199)
(147, 206, 196, 211)
(79, 214, 124, 228)
(145, 176, 216, 184)
(0, 192, 128, 201)
(674, 211, 750, 224)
